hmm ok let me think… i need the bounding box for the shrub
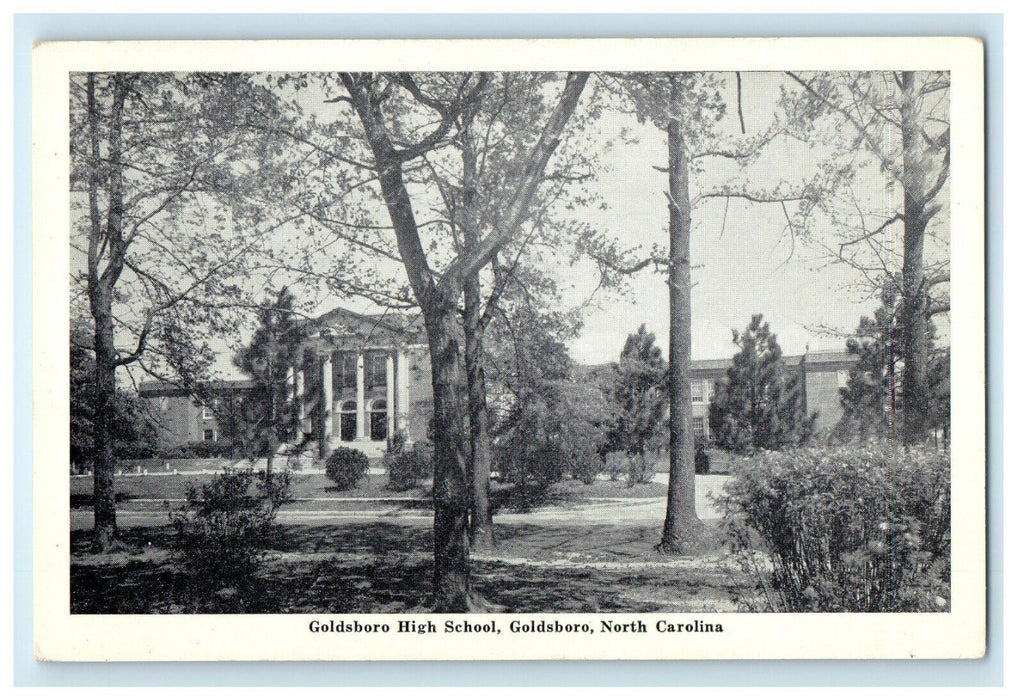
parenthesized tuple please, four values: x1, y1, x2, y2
(605, 451, 626, 481)
(718, 443, 950, 612)
(626, 451, 656, 486)
(695, 438, 711, 475)
(170, 469, 290, 606)
(164, 439, 235, 459)
(325, 446, 369, 490)
(385, 434, 432, 492)
(494, 437, 564, 512)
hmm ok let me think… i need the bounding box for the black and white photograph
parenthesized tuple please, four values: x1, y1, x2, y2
(32, 37, 986, 661)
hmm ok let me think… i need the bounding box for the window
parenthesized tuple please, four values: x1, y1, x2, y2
(202, 404, 212, 419)
(341, 353, 357, 388)
(369, 398, 388, 441)
(692, 380, 704, 403)
(339, 400, 357, 441)
(692, 417, 707, 440)
(366, 352, 387, 388)
(203, 428, 215, 442)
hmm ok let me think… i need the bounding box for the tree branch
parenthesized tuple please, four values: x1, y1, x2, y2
(439, 72, 590, 290)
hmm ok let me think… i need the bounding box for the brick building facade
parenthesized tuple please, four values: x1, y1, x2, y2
(141, 307, 857, 458)
(689, 351, 856, 440)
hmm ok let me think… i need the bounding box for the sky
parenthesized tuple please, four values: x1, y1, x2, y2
(74, 71, 948, 380)
(557, 72, 902, 365)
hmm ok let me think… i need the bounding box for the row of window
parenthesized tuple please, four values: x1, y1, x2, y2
(691, 380, 715, 403)
(335, 352, 390, 389)
(333, 399, 389, 441)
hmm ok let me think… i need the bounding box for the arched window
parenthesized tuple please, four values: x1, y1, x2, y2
(369, 398, 388, 441)
(339, 400, 357, 441)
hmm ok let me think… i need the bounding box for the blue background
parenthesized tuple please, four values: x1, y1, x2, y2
(12, 12, 1003, 686)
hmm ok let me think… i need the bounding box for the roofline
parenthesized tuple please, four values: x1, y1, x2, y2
(302, 306, 426, 341)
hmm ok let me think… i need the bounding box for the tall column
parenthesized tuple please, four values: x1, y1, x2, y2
(295, 366, 305, 440)
(355, 352, 366, 440)
(396, 351, 410, 436)
(285, 365, 295, 443)
(386, 351, 396, 442)
(322, 352, 333, 448)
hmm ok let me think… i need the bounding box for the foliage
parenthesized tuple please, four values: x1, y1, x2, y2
(384, 432, 433, 492)
(495, 398, 567, 503)
(834, 303, 950, 444)
(492, 318, 618, 503)
(836, 306, 895, 441)
(163, 439, 237, 459)
(718, 443, 950, 612)
(781, 71, 950, 445)
(709, 314, 815, 453)
(69, 72, 284, 389)
(232, 288, 303, 454)
(70, 72, 288, 547)
(548, 369, 619, 485)
(779, 71, 950, 309)
(610, 325, 667, 484)
(170, 469, 291, 605)
(325, 447, 370, 491)
(70, 325, 159, 470)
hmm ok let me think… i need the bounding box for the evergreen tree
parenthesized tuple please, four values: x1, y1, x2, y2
(837, 307, 896, 441)
(709, 314, 815, 453)
(836, 299, 950, 445)
(612, 325, 667, 484)
(233, 288, 303, 474)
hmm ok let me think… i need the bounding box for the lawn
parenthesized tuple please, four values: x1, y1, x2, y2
(647, 448, 747, 475)
(70, 470, 430, 507)
(70, 469, 680, 510)
(70, 518, 752, 614)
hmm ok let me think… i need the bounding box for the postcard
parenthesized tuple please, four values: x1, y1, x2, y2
(33, 36, 985, 661)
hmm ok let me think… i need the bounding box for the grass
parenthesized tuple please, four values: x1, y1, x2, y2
(646, 449, 743, 475)
(70, 519, 750, 614)
(70, 469, 678, 509)
(70, 470, 431, 507)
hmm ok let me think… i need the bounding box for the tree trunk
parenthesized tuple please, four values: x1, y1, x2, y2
(899, 71, 930, 446)
(659, 74, 703, 552)
(265, 329, 277, 490)
(459, 112, 496, 552)
(464, 290, 495, 551)
(91, 295, 119, 550)
(86, 73, 129, 552)
(425, 302, 473, 611)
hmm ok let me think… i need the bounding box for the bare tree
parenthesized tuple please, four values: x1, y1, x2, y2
(337, 71, 590, 611)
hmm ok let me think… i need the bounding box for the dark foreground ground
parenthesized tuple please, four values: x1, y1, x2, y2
(70, 516, 754, 614)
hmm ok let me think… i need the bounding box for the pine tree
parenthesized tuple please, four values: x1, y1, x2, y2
(836, 300, 950, 445)
(233, 288, 303, 477)
(613, 325, 667, 484)
(709, 314, 815, 453)
(837, 307, 896, 441)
